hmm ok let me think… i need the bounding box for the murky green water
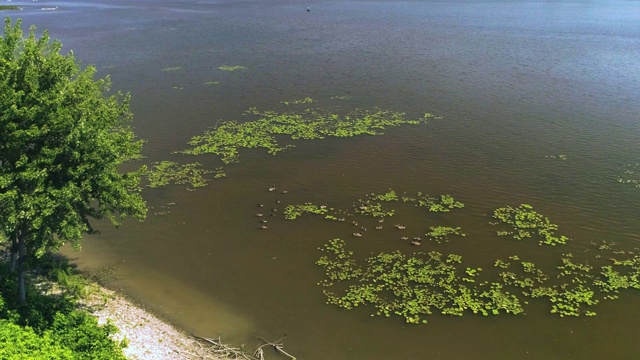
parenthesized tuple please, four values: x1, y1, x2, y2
(8, 0, 640, 358)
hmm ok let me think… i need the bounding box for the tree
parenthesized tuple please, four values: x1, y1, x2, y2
(0, 18, 147, 303)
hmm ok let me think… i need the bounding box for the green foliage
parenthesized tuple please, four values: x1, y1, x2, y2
(492, 204, 569, 245)
(216, 65, 246, 72)
(182, 107, 431, 163)
(145, 161, 220, 189)
(0, 6, 20, 10)
(0, 18, 147, 270)
(0, 320, 74, 359)
(425, 226, 466, 243)
(0, 259, 126, 359)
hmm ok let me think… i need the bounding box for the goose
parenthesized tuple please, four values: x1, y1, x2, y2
(353, 232, 363, 237)
(268, 185, 276, 192)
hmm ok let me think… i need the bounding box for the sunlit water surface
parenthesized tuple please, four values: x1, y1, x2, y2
(7, 0, 640, 358)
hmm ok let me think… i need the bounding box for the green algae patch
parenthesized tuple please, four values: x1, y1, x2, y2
(182, 107, 435, 164)
(145, 161, 223, 189)
(492, 204, 569, 246)
(161, 66, 181, 72)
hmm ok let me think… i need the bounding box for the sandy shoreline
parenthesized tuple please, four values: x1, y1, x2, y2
(82, 287, 234, 360)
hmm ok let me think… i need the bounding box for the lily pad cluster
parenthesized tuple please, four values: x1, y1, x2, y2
(492, 204, 569, 246)
(144, 161, 224, 189)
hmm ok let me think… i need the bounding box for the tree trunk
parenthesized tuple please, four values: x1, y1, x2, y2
(8, 229, 18, 273)
(17, 229, 26, 304)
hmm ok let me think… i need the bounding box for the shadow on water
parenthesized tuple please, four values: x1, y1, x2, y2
(15, 0, 640, 358)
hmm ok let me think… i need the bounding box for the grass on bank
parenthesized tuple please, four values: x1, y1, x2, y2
(0, 253, 127, 359)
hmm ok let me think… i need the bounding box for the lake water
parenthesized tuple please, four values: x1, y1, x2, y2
(6, 0, 640, 358)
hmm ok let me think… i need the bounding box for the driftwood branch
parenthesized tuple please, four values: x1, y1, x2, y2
(182, 334, 298, 360)
(255, 336, 297, 360)
(192, 335, 257, 360)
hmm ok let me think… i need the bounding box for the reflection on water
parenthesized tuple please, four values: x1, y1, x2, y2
(10, 0, 640, 358)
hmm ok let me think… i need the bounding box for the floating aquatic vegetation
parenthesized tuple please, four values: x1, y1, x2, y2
(281, 97, 315, 105)
(316, 240, 525, 323)
(181, 107, 434, 164)
(295, 191, 640, 322)
(172, 86, 184, 91)
(368, 190, 399, 202)
(425, 226, 466, 243)
(216, 65, 246, 71)
(617, 163, 640, 188)
(354, 199, 395, 218)
(492, 204, 569, 246)
(203, 81, 219, 86)
(162, 66, 182, 72)
(145, 161, 221, 189)
(416, 193, 464, 213)
(283, 203, 329, 220)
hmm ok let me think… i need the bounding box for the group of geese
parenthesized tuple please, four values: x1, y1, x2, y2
(255, 187, 422, 245)
(352, 222, 421, 245)
(255, 185, 288, 229)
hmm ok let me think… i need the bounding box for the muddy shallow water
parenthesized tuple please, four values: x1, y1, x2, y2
(8, 0, 640, 358)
